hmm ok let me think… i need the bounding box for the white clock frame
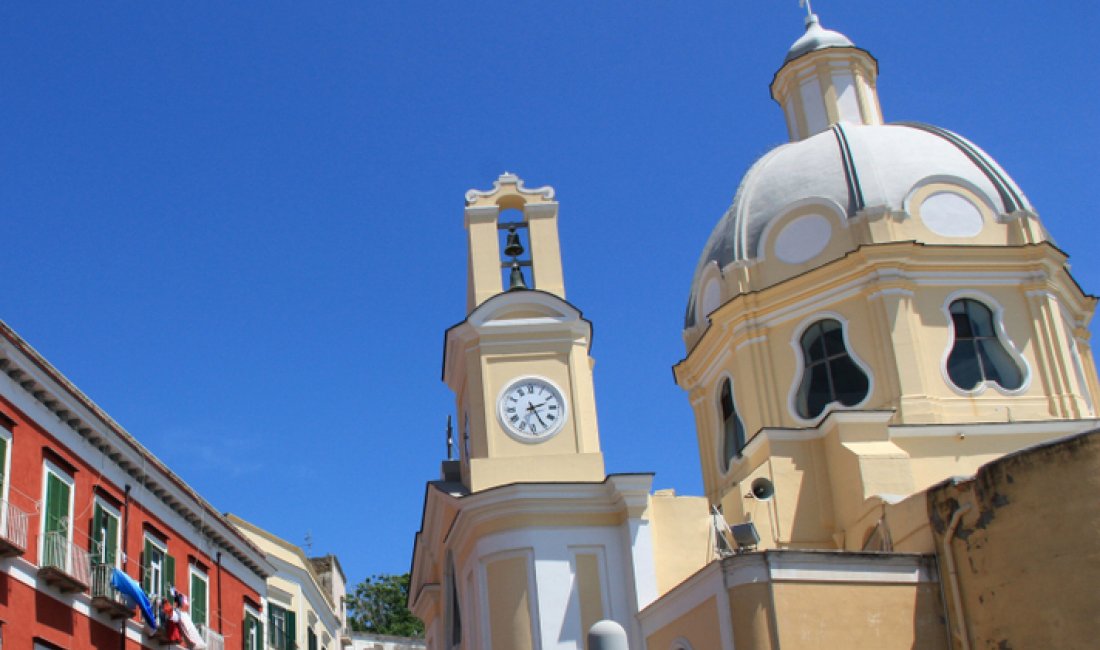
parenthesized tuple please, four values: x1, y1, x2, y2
(496, 375, 569, 444)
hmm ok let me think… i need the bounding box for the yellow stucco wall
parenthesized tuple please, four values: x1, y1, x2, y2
(574, 553, 603, 641)
(649, 493, 712, 594)
(771, 581, 946, 649)
(729, 582, 777, 650)
(485, 555, 533, 650)
(645, 596, 723, 650)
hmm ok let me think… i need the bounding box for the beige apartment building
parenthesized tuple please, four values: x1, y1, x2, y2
(230, 515, 351, 650)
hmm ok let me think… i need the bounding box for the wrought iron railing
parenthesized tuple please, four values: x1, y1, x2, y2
(0, 499, 29, 553)
(90, 563, 126, 602)
(41, 530, 92, 587)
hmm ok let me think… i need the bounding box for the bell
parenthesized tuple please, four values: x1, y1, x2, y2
(503, 227, 525, 258)
(508, 262, 528, 291)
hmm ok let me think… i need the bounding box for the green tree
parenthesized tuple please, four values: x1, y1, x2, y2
(347, 573, 424, 638)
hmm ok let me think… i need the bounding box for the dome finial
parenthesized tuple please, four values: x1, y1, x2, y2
(799, 0, 817, 26)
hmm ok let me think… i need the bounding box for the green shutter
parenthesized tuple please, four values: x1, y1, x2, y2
(286, 610, 296, 649)
(44, 472, 70, 537)
(91, 505, 106, 564)
(105, 511, 118, 566)
(142, 539, 154, 593)
(268, 607, 277, 645)
(191, 572, 208, 626)
(90, 504, 119, 566)
(164, 553, 176, 596)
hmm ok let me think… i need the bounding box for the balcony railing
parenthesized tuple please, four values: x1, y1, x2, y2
(202, 626, 225, 650)
(38, 531, 91, 593)
(0, 499, 29, 556)
(90, 563, 135, 619)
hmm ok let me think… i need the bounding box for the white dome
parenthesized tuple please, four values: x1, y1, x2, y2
(684, 122, 1032, 327)
(785, 14, 855, 63)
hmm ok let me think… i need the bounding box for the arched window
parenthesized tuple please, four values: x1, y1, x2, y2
(795, 319, 869, 419)
(719, 378, 746, 469)
(445, 555, 462, 650)
(946, 299, 1024, 391)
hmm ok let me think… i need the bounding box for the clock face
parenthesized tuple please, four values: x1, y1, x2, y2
(497, 377, 567, 442)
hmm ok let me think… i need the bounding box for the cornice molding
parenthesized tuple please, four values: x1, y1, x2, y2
(464, 172, 555, 207)
(0, 319, 273, 580)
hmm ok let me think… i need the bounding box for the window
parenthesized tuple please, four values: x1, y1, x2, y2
(190, 566, 209, 628)
(142, 535, 175, 598)
(41, 462, 74, 567)
(90, 499, 120, 567)
(0, 424, 12, 532)
(308, 628, 318, 650)
(719, 378, 746, 469)
(445, 557, 462, 650)
(244, 609, 264, 650)
(946, 299, 1024, 391)
(268, 603, 296, 650)
(0, 424, 10, 496)
(795, 319, 870, 419)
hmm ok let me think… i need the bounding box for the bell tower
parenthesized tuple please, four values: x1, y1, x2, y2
(444, 173, 605, 493)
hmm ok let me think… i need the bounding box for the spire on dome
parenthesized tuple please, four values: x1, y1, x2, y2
(799, 0, 814, 21)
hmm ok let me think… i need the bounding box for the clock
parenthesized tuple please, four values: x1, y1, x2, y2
(497, 376, 567, 442)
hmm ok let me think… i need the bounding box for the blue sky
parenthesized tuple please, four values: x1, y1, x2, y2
(2, 2, 1097, 584)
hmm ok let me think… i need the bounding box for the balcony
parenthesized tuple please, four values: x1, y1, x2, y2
(203, 627, 225, 650)
(38, 531, 91, 593)
(0, 500, 29, 557)
(150, 620, 224, 649)
(90, 563, 136, 619)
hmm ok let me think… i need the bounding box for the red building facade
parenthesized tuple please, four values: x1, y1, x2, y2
(0, 320, 274, 649)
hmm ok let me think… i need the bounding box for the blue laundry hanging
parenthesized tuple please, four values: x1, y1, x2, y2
(110, 567, 157, 629)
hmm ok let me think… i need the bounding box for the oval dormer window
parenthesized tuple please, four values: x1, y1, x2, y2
(795, 319, 870, 419)
(920, 192, 983, 238)
(946, 299, 1024, 391)
(774, 214, 831, 264)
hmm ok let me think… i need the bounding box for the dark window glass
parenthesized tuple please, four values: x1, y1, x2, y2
(947, 299, 1024, 391)
(449, 568, 462, 647)
(795, 319, 870, 419)
(720, 379, 746, 469)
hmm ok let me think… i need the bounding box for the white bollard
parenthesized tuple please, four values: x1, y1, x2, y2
(587, 619, 629, 650)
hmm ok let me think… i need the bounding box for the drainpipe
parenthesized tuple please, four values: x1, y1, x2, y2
(943, 503, 972, 650)
(122, 484, 131, 572)
(216, 551, 223, 634)
(121, 484, 131, 650)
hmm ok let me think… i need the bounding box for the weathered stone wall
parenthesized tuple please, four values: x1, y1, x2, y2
(927, 429, 1100, 649)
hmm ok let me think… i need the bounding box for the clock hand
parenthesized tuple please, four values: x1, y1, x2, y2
(526, 403, 548, 427)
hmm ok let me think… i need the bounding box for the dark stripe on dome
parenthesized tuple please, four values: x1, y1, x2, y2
(831, 124, 865, 215)
(895, 121, 1024, 213)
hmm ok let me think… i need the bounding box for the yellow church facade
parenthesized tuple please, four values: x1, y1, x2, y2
(410, 12, 1100, 650)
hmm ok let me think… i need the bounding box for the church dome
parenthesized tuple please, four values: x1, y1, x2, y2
(684, 122, 1033, 328)
(684, 14, 1036, 331)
